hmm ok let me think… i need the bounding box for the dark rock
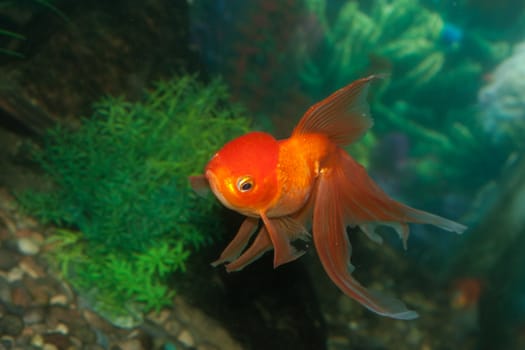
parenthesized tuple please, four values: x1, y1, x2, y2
(179, 242, 327, 350)
(70, 323, 97, 344)
(24, 276, 60, 305)
(46, 305, 79, 328)
(10, 282, 31, 307)
(0, 276, 11, 303)
(0, 0, 197, 136)
(43, 332, 72, 350)
(0, 313, 24, 336)
(23, 306, 46, 324)
(0, 247, 19, 270)
(83, 345, 105, 350)
(0, 336, 15, 349)
(130, 330, 154, 350)
(19, 256, 46, 278)
(0, 0, 199, 192)
(110, 338, 144, 350)
(47, 305, 99, 344)
(0, 228, 9, 241)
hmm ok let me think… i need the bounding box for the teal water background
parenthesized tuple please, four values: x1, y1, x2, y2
(190, 0, 525, 348)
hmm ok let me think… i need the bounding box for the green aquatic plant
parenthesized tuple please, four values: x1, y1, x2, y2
(0, 28, 25, 57)
(300, 0, 508, 206)
(301, 0, 446, 97)
(300, 0, 488, 94)
(18, 75, 250, 321)
(46, 229, 189, 322)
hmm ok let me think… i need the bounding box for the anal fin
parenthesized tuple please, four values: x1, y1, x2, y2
(212, 217, 259, 267)
(260, 212, 309, 268)
(226, 227, 272, 272)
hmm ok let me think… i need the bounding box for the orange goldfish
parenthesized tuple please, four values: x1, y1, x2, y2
(190, 76, 466, 320)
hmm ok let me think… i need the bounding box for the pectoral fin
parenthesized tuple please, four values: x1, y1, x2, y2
(189, 175, 210, 197)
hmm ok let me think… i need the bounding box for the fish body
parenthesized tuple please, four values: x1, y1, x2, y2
(190, 76, 467, 320)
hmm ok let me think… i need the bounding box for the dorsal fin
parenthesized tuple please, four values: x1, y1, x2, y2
(292, 75, 380, 146)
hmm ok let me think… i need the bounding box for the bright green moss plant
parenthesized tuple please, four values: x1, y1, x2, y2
(18, 75, 250, 325)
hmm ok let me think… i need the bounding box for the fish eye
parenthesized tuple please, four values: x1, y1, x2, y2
(236, 176, 254, 192)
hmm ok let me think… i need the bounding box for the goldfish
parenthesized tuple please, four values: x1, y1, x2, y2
(189, 75, 467, 320)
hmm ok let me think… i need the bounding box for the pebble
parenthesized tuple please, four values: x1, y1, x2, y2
(69, 336, 83, 348)
(17, 237, 40, 256)
(0, 214, 16, 233)
(0, 314, 24, 336)
(0, 336, 15, 349)
(146, 309, 171, 325)
(19, 257, 45, 278)
(46, 306, 72, 328)
(70, 324, 97, 344)
(0, 247, 19, 270)
(197, 344, 220, 350)
(50, 294, 68, 306)
(26, 281, 52, 305)
(0, 276, 11, 303)
(31, 334, 44, 347)
(327, 335, 351, 350)
(164, 319, 182, 335)
(15, 229, 43, 240)
(177, 329, 195, 347)
(25, 323, 49, 337)
(55, 323, 69, 334)
(0, 228, 9, 241)
(112, 338, 144, 350)
(348, 320, 360, 331)
(6, 266, 24, 282)
(0, 193, 242, 350)
(0, 189, 16, 210)
(43, 332, 72, 349)
(23, 307, 46, 324)
(82, 309, 119, 333)
(11, 284, 32, 307)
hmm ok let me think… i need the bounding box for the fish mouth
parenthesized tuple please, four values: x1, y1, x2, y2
(205, 169, 234, 210)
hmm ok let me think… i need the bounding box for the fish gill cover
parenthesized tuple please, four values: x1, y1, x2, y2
(16, 75, 250, 324)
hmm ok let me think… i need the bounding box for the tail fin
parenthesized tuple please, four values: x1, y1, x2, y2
(293, 75, 381, 146)
(336, 150, 467, 236)
(313, 165, 418, 320)
(312, 150, 466, 319)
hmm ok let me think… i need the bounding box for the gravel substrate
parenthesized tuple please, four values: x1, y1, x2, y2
(0, 188, 242, 350)
(0, 186, 481, 350)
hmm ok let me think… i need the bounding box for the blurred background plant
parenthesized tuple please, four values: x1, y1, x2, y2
(0, 0, 67, 58)
(478, 41, 525, 148)
(189, 0, 313, 135)
(301, 0, 451, 97)
(304, 2, 525, 266)
(16, 75, 250, 325)
(189, 0, 525, 265)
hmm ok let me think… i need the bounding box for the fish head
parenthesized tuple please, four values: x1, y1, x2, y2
(205, 131, 280, 216)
